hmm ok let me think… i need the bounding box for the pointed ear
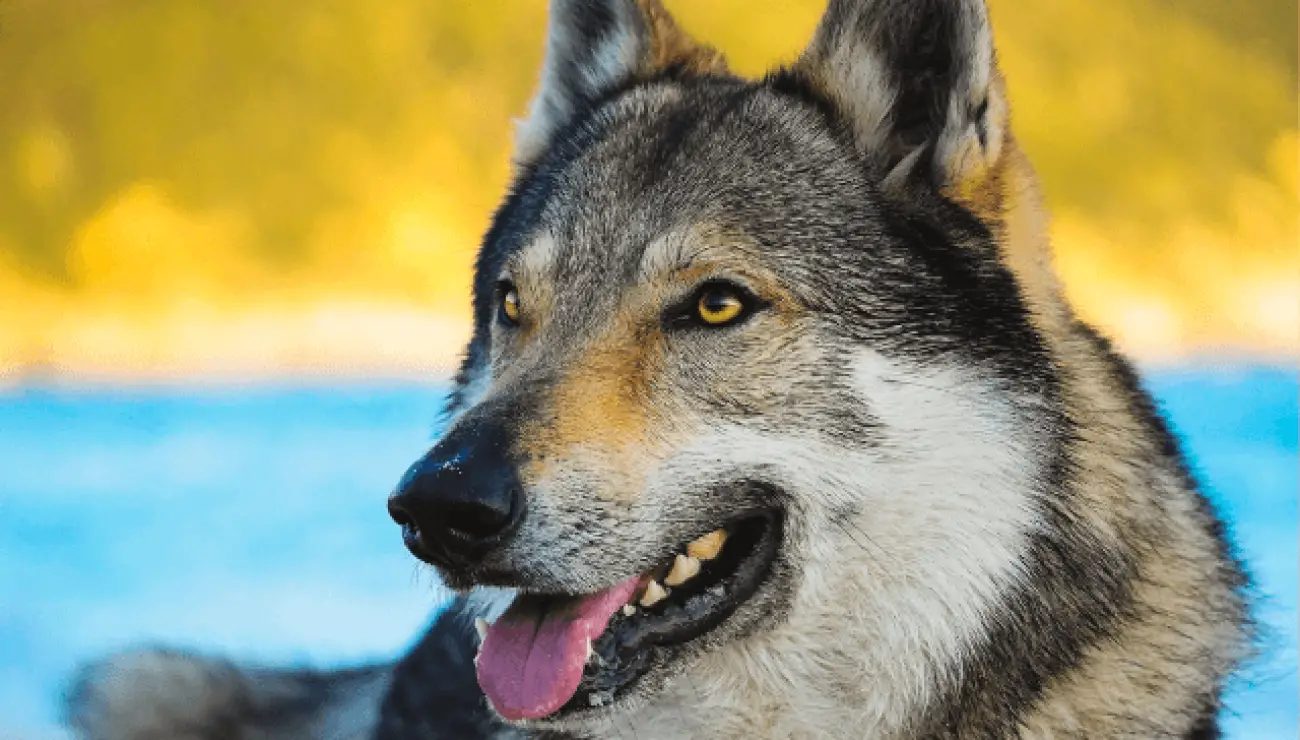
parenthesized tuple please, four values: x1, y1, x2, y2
(513, 0, 726, 167)
(795, 0, 1007, 196)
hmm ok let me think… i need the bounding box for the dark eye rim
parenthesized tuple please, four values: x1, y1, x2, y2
(496, 279, 521, 327)
(666, 279, 768, 331)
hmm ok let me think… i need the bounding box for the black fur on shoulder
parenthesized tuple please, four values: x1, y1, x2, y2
(374, 597, 514, 739)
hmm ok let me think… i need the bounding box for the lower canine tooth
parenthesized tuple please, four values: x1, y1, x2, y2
(474, 618, 488, 641)
(687, 530, 728, 560)
(622, 604, 637, 617)
(640, 580, 668, 607)
(664, 553, 702, 586)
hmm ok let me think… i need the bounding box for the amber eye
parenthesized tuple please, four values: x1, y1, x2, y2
(500, 284, 521, 325)
(696, 286, 746, 326)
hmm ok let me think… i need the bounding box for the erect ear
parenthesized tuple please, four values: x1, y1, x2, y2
(795, 0, 1007, 198)
(513, 0, 726, 167)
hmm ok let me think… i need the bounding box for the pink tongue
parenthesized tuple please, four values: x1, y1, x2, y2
(476, 577, 641, 721)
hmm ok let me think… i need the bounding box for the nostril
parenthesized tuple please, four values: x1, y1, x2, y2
(442, 499, 515, 541)
(387, 498, 416, 529)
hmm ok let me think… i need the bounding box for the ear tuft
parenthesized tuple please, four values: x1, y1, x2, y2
(796, 0, 1006, 194)
(513, 0, 725, 168)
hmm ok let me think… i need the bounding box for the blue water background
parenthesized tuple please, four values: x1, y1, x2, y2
(1, 366, 1295, 738)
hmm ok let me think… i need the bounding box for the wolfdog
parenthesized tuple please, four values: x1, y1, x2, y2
(66, 0, 1252, 737)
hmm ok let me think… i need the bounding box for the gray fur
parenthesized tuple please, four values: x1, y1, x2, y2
(66, 648, 390, 740)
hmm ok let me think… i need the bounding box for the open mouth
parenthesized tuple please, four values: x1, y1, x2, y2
(473, 510, 783, 722)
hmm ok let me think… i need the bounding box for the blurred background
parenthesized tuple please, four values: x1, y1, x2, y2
(0, 0, 1295, 737)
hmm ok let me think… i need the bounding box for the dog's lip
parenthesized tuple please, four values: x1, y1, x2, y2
(553, 507, 785, 717)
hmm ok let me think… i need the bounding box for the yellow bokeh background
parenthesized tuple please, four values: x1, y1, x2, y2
(0, 0, 1295, 384)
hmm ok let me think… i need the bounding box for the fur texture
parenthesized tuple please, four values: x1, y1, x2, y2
(65, 1, 1252, 738)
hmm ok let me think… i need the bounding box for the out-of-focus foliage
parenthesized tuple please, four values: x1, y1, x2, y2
(0, 0, 1295, 380)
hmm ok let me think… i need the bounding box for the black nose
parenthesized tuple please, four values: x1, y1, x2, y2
(388, 417, 525, 567)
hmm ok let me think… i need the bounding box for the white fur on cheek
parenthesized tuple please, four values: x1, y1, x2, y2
(612, 351, 1043, 738)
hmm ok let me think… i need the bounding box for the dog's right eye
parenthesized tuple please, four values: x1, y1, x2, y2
(498, 282, 521, 326)
(696, 287, 745, 326)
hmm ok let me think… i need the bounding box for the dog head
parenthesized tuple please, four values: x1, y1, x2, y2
(389, 0, 1064, 731)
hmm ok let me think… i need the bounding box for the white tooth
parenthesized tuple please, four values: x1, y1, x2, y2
(664, 553, 702, 586)
(474, 618, 488, 641)
(639, 580, 668, 607)
(622, 604, 637, 617)
(687, 530, 728, 560)
(585, 639, 593, 662)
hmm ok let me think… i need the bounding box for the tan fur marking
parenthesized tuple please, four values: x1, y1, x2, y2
(517, 226, 797, 502)
(943, 72, 1010, 221)
(518, 309, 664, 501)
(637, 0, 727, 75)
